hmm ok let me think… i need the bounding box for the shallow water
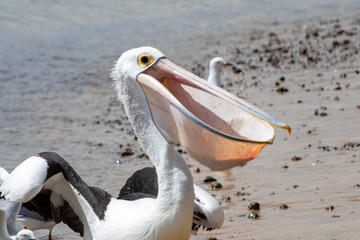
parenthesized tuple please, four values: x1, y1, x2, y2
(1, 1, 360, 239)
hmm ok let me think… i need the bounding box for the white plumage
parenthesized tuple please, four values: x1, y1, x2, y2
(207, 57, 232, 87)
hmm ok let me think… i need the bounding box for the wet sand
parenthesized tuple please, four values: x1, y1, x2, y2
(188, 16, 360, 240)
(1, 8, 360, 240)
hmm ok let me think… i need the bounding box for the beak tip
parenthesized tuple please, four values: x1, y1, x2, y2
(284, 124, 291, 134)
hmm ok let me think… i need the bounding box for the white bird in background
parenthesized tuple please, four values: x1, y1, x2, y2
(0, 209, 39, 240)
(207, 57, 233, 87)
(0, 47, 290, 240)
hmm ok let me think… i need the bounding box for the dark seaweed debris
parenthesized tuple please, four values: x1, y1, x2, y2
(204, 176, 217, 183)
(318, 142, 360, 152)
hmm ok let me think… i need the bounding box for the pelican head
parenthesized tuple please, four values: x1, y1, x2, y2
(112, 46, 290, 171)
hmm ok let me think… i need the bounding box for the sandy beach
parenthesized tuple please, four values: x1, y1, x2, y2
(1, 1, 360, 239)
(188, 15, 360, 240)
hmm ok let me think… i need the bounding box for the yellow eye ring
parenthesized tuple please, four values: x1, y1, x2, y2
(138, 53, 154, 67)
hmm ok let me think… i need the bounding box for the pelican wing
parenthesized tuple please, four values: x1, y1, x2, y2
(0, 152, 113, 237)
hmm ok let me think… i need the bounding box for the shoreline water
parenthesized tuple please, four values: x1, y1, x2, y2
(1, 2, 360, 239)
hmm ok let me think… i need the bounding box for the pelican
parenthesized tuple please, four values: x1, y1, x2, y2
(0, 167, 56, 240)
(207, 57, 233, 87)
(0, 46, 290, 240)
(0, 209, 39, 240)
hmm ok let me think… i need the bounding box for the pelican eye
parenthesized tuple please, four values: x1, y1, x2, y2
(138, 53, 154, 67)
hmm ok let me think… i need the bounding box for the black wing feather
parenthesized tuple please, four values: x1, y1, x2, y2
(20, 152, 113, 236)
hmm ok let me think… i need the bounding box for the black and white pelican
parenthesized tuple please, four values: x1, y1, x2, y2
(0, 47, 290, 240)
(207, 57, 233, 87)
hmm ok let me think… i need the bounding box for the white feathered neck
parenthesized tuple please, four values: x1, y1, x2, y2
(112, 47, 195, 239)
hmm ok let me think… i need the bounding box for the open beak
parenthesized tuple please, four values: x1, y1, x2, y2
(137, 58, 290, 170)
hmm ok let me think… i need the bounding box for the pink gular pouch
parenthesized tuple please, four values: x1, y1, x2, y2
(137, 57, 291, 171)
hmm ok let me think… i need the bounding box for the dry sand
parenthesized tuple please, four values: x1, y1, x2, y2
(3, 14, 360, 240)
